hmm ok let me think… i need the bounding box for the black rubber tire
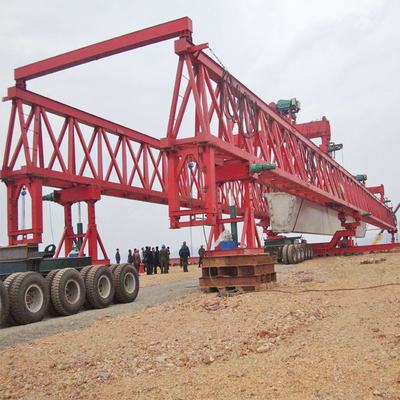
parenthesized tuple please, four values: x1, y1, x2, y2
(296, 244, 305, 263)
(3, 273, 24, 325)
(4, 272, 23, 293)
(86, 265, 115, 309)
(109, 264, 120, 275)
(0, 281, 10, 327)
(304, 244, 310, 260)
(80, 265, 94, 309)
(109, 264, 121, 304)
(80, 265, 94, 281)
(281, 245, 289, 264)
(287, 244, 298, 264)
(309, 245, 314, 259)
(300, 243, 307, 261)
(46, 269, 60, 316)
(9, 272, 49, 325)
(51, 268, 86, 316)
(113, 263, 139, 303)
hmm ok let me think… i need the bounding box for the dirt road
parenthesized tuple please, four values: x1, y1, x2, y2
(0, 274, 199, 350)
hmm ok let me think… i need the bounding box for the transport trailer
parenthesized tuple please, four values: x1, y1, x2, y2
(0, 244, 139, 327)
(264, 236, 313, 264)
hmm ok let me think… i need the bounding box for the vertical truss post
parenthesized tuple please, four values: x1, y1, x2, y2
(6, 178, 43, 245)
(6, 183, 19, 245)
(86, 200, 97, 259)
(167, 152, 180, 228)
(29, 178, 44, 244)
(202, 145, 217, 226)
(240, 182, 258, 248)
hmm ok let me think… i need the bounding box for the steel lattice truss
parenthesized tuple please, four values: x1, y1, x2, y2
(0, 17, 396, 261)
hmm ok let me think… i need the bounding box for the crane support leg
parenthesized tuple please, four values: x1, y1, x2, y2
(6, 177, 43, 244)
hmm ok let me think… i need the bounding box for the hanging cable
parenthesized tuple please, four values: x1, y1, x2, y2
(48, 201, 55, 245)
(208, 47, 260, 141)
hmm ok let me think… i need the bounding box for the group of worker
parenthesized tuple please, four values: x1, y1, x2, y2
(115, 242, 206, 273)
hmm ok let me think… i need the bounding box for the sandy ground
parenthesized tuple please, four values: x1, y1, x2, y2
(0, 253, 400, 399)
(138, 264, 201, 288)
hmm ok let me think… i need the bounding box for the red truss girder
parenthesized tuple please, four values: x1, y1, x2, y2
(1, 87, 169, 204)
(163, 41, 396, 233)
(1, 92, 264, 249)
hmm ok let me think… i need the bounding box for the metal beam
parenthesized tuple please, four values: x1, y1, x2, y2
(14, 17, 193, 82)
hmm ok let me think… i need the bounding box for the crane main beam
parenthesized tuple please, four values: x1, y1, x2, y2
(14, 17, 193, 84)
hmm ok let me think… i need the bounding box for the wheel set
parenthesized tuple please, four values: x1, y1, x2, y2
(0, 263, 140, 327)
(281, 243, 313, 265)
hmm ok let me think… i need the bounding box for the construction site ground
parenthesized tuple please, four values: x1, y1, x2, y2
(1, 252, 400, 399)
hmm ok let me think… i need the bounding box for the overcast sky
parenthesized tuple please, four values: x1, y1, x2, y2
(1, 0, 399, 261)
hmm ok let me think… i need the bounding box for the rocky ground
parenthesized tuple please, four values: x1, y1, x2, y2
(0, 252, 399, 399)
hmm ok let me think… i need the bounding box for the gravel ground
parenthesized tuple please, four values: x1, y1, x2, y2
(1, 252, 400, 399)
(0, 265, 200, 350)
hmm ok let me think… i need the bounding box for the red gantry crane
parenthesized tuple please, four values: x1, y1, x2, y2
(1, 17, 398, 264)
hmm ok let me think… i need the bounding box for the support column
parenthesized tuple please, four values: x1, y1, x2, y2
(202, 145, 217, 226)
(167, 151, 181, 228)
(6, 178, 43, 245)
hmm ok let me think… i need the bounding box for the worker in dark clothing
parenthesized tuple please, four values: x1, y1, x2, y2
(198, 245, 205, 268)
(115, 248, 121, 264)
(145, 246, 153, 275)
(154, 246, 160, 274)
(141, 247, 146, 272)
(127, 249, 134, 264)
(179, 241, 190, 272)
(159, 245, 169, 273)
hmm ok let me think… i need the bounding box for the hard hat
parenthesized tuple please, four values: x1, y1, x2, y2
(162, 245, 165, 248)
(183, 241, 186, 244)
(201, 245, 203, 248)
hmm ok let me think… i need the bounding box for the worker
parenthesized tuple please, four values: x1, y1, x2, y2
(141, 247, 146, 272)
(133, 249, 141, 272)
(159, 245, 169, 274)
(166, 247, 171, 273)
(154, 246, 160, 274)
(115, 248, 121, 264)
(179, 241, 190, 272)
(145, 246, 153, 275)
(198, 245, 205, 268)
(127, 249, 134, 264)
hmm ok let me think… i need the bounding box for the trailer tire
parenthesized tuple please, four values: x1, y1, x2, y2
(4, 273, 23, 292)
(86, 265, 114, 309)
(0, 281, 10, 327)
(309, 245, 314, 259)
(307, 244, 313, 260)
(80, 265, 94, 309)
(3, 273, 24, 325)
(297, 244, 305, 262)
(282, 245, 289, 264)
(46, 269, 60, 316)
(109, 264, 120, 275)
(287, 244, 298, 264)
(80, 265, 94, 281)
(113, 263, 139, 303)
(9, 272, 49, 325)
(50, 268, 85, 316)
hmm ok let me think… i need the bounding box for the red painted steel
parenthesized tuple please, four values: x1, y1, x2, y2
(14, 17, 193, 84)
(1, 18, 397, 261)
(295, 117, 331, 153)
(313, 242, 400, 256)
